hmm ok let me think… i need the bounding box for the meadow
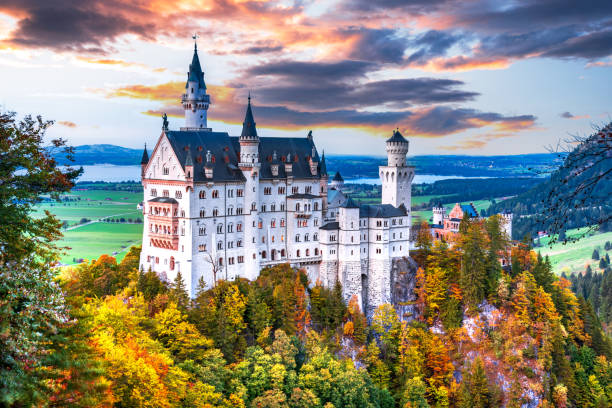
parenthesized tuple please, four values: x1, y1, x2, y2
(33, 188, 144, 265)
(537, 227, 612, 275)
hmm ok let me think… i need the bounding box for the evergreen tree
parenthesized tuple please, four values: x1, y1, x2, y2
(459, 221, 488, 313)
(0, 111, 81, 405)
(593, 249, 600, 260)
(458, 357, 496, 408)
(171, 271, 190, 310)
(484, 215, 506, 299)
(599, 258, 607, 269)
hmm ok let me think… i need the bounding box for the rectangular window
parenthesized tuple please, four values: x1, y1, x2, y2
(163, 190, 169, 197)
(238, 256, 244, 263)
(237, 189, 244, 197)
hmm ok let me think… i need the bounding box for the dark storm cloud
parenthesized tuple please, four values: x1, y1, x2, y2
(241, 60, 478, 110)
(345, 0, 450, 13)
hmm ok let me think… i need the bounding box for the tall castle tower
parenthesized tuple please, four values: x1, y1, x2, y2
(379, 129, 414, 210)
(501, 210, 514, 240)
(238, 96, 261, 280)
(181, 42, 211, 130)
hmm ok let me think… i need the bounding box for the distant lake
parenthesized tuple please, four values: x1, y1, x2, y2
(347, 175, 493, 185)
(75, 164, 493, 184)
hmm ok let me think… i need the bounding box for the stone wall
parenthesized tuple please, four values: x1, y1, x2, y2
(391, 256, 419, 322)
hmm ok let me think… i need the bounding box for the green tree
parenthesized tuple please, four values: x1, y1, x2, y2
(402, 377, 430, 408)
(458, 357, 497, 408)
(593, 249, 600, 260)
(459, 221, 488, 314)
(171, 270, 190, 311)
(0, 111, 81, 405)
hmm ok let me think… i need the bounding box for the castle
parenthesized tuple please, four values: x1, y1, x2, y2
(430, 202, 513, 246)
(139, 44, 413, 314)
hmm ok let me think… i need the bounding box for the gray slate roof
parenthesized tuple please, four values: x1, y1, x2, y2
(359, 204, 407, 218)
(332, 172, 344, 182)
(320, 221, 339, 230)
(386, 129, 408, 144)
(165, 130, 245, 183)
(161, 129, 323, 183)
(340, 196, 359, 208)
(186, 45, 206, 89)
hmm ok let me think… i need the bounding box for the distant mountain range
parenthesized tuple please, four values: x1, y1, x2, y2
(51, 144, 560, 178)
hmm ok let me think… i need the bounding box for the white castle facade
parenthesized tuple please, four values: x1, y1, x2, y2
(139, 45, 414, 314)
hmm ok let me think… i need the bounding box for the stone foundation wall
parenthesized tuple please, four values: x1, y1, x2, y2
(340, 260, 362, 305)
(366, 259, 391, 317)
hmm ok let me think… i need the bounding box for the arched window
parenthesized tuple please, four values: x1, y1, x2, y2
(295, 234, 300, 242)
(296, 250, 301, 257)
(280, 218, 285, 227)
(296, 203, 300, 211)
(314, 248, 319, 255)
(261, 250, 267, 259)
(199, 190, 206, 199)
(280, 249, 286, 257)
(217, 224, 223, 234)
(169, 256, 175, 270)
(306, 249, 310, 256)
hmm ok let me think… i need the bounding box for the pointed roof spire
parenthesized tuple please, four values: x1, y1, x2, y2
(341, 196, 359, 208)
(333, 171, 344, 182)
(319, 151, 327, 176)
(141, 143, 149, 164)
(386, 128, 408, 144)
(185, 150, 193, 167)
(240, 94, 258, 139)
(186, 36, 206, 90)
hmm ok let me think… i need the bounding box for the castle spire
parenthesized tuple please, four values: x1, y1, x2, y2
(140, 143, 149, 164)
(240, 94, 258, 139)
(182, 37, 211, 130)
(319, 151, 327, 176)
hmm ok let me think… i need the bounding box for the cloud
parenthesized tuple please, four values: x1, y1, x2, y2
(406, 30, 462, 65)
(57, 120, 76, 128)
(560, 111, 590, 120)
(404, 106, 536, 136)
(344, 28, 410, 64)
(76, 56, 166, 72)
(0, 0, 161, 53)
(101, 80, 536, 139)
(239, 59, 478, 111)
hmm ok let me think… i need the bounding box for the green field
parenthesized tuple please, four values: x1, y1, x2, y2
(33, 188, 144, 265)
(59, 222, 143, 264)
(537, 228, 612, 275)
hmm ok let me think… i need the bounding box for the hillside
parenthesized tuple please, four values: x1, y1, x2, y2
(488, 124, 612, 240)
(51, 144, 558, 178)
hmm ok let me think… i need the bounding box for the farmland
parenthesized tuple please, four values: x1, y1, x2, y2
(33, 187, 144, 265)
(537, 227, 612, 275)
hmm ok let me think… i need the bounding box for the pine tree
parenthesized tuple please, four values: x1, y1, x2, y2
(593, 249, 600, 260)
(459, 222, 487, 314)
(458, 357, 493, 408)
(171, 271, 190, 311)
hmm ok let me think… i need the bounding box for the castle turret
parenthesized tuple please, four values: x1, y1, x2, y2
(502, 210, 513, 240)
(432, 202, 446, 226)
(380, 129, 414, 212)
(319, 151, 329, 215)
(238, 95, 261, 280)
(140, 144, 149, 179)
(238, 95, 259, 167)
(181, 42, 211, 130)
(331, 171, 344, 190)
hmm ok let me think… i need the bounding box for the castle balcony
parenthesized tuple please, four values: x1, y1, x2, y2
(291, 256, 322, 265)
(294, 209, 312, 218)
(149, 231, 179, 251)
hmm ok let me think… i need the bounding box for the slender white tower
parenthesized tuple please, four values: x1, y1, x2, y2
(379, 129, 414, 210)
(181, 41, 211, 130)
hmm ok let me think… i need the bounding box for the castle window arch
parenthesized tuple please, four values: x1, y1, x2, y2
(217, 224, 223, 234)
(199, 190, 206, 199)
(295, 234, 300, 242)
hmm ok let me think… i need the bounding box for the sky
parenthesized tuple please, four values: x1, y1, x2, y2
(0, 0, 611, 156)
